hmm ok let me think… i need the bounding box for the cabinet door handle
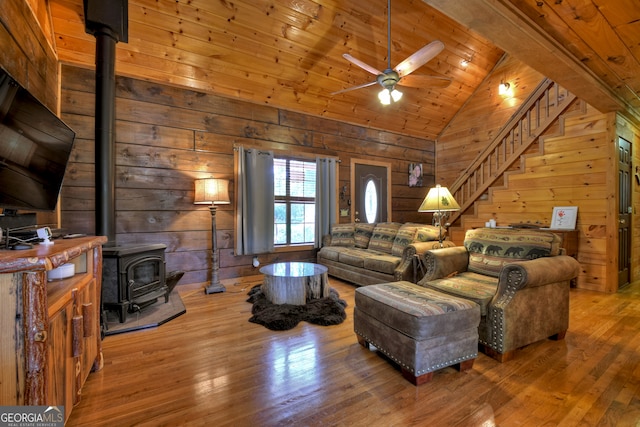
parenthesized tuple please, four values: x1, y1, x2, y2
(82, 303, 93, 338)
(72, 315, 84, 357)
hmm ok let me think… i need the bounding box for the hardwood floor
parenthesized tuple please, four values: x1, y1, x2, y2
(68, 277, 640, 426)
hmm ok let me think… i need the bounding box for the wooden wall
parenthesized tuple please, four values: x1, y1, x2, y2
(436, 55, 546, 186)
(469, 105, 616, 292)
(6, 0, 640, 293)
(59, 64, 436, 287)
(0, 0, 58, 112)
(436, 54, 640, 293)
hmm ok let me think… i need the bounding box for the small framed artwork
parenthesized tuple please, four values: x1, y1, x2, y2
(550, 206, 578, 230)
(408, 163, 423, 187)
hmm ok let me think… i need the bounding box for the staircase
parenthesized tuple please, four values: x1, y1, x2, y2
(447, 78, 577, 226)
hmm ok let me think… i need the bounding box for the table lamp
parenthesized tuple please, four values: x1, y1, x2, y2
(194, 178, 230, 294)
(418, 184, 460, 246)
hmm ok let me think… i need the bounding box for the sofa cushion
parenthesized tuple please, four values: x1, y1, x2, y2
(337, 248, 381, 268)
(368, 222, 402, 254)
(317, 246, 349, 262)
(465, 228, 562, 277)
(354, 223, 376, 248)
(330, 223, 355, 247)
(391, 224, 419, 256)
(420, 272, 498, 316)
(363, 254, 402, 275)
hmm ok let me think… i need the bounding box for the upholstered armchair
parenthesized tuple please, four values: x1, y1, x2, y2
(418, 228, 581, 362)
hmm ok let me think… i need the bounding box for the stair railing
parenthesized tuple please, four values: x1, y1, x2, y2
(447, 78, 576, 225)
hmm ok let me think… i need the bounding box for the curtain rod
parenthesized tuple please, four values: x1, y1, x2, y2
(233, 145, 340, 162)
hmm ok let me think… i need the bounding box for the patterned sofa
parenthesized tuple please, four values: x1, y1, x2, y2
(418, 227, 581, 362)
(317, 222, 451, 286)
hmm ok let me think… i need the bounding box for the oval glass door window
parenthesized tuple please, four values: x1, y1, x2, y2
(364, 179, 378, 223)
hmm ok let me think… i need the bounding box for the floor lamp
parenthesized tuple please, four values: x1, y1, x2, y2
(194, 178, 230, 294)
(418, 184, 460, 247)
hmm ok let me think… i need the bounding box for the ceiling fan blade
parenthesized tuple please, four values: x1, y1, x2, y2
(331, 81, 378, 95)
(398, 74, 452, 89)
(394, 40, 445, 78)
(342, 54, 383, 76)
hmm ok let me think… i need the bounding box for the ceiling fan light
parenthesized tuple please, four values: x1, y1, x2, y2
(391, 89, 403, 102)
(378, 89, 391, 105)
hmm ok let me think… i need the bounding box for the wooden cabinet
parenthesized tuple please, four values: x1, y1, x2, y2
(0, 236, 107, 422)
(546, 229, 579, 258)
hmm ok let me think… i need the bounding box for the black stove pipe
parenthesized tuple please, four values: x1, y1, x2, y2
(94, 28, 117, 244)
(84, 0, 128, 245)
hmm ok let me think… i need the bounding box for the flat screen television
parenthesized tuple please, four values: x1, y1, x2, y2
(0, 67, 76, 211)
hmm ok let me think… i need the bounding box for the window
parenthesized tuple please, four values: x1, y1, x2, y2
(274, 158, 316, 245)
(364, 179, 378, 223)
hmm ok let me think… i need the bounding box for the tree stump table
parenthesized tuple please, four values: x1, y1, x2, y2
(259, 262, 330, 305)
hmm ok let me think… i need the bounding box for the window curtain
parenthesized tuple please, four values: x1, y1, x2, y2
(235, 146, 275, 255)
(315, 157, 338, 248)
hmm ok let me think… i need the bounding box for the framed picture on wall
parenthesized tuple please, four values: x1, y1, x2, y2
(550, 206, 578, 230)
(408, 163, 423, 187)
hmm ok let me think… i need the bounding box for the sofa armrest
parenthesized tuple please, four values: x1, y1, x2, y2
(497, 255, 580, 293)
(417, 246, 470, 283)
(322, 234, 332, 247)
(394, 241, 460, 282)
(410, 241, 450, 254)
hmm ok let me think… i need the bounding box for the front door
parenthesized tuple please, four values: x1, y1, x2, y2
(618, 137, 631, 287)
(351, 160, 391, 223)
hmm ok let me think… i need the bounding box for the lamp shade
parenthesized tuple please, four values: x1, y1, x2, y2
(194, 178, 230, 205)
(418, 184, 460, 212)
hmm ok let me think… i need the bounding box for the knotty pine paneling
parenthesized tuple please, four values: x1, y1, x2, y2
(437, 55, 546, 186)
(0, 0, 58, 111)
(436, 53, 630, 292)
(50, 0, 506, 140)
(445, 101, 619, 293)
(60, 64, 436, 287)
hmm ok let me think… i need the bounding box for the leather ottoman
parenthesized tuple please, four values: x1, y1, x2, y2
(354, 281, 481, 385)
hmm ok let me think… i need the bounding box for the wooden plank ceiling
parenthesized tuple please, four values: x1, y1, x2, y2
(425, 0, 640, 125)
(49, 0, 640, 141)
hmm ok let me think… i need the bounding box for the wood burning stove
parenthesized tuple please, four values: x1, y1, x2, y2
(102, 243, 169, 323)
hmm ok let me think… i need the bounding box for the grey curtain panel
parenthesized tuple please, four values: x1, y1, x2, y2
(235, 146, 275, 255)
(315, 157, 338, 248)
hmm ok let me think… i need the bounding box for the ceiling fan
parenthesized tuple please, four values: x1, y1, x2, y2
(332, 0, 451, 104)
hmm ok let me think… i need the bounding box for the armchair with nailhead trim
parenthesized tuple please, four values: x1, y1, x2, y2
(417, 227, 581, 362)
